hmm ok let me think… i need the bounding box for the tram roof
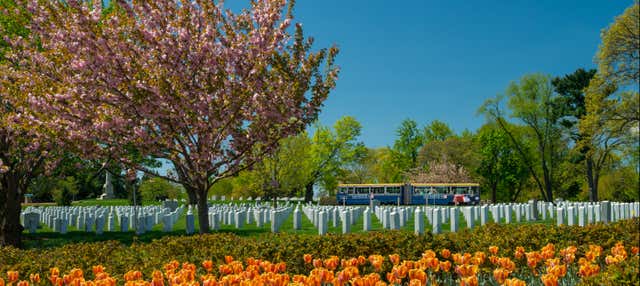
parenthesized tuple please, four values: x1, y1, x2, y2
(338, 183, 479, 187)
(337, 183, 404, 187)
(412, 183, 480, 187)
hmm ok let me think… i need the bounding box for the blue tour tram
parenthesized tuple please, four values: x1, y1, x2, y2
(335, 183, 480, 205)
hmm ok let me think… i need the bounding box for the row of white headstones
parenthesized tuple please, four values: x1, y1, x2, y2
(20, 205, 184, 235)
(21, 201, 639, 235)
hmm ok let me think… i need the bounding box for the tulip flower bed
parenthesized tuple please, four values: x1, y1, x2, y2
(1, 219, 638, 285)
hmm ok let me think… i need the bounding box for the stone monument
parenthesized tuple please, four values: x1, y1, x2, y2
(100, 171, 115, 199)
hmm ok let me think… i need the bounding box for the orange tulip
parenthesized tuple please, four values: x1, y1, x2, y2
(0, 278, 5, 286)
(547, 264, 567, 278)
(385, 272, 400, 285)
(526, 251, 542, 269)
(388, 254, 400, 266)
(578, 263, 600, 278)
(369, 255, 384, 271)
(202, 260, 214, 272)
(303, 254, 313, 264)
(498, 257, 516, 272)
(7, 271, 19, 283)
(540, 273, 558, 286)
(408, 269, 426, 284)
(459, 275, 478, 286)
(312, 258, 323, 269)
(439, 261, 452, 273)
(455, 264, 478, 277)
(16, 281, 29, 286)
(28, 274, 40, 284)
(324, 257, 339, 271)
(224, 256, 234, 264)
(440, 249, 451, 259)
(559, 246, 577, 264)
(472, 252, 486, 265)
(514, 246, 525, 260)
(422, 250, 436, 259)
(504, 278, 526, 286)
(50, 268, 59, 277)
(92, 265, 105, 275)
(493, 268, 510, 284)
(202, 278, 216, 286)
(488, 246, 499, 255)
(453, 253, 472, 265)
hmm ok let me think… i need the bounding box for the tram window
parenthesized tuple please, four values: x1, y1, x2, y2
(455, 187, 467, 194)
(386, 187, 401, 194)
(434, 187, 447, 194)
(357, 187, 369, 194)
(338, 188, 345, 194)
(372, 187, 384, 194)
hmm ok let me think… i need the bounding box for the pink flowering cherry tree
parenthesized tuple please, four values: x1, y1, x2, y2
(0, 1, 65, 247)
(10, 0, 339, 233)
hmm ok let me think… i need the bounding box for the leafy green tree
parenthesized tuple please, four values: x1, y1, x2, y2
(391, 119, 424, 179)
(424, 120, 454, 143)
(552, 69, 601, 201)
(480, 74, 566, 202)
(475, 123, 529, 202)
(51, 177, 79, 206)
(139, 176, 182, 203)
(303, 116, 364, 201)
(597, 164, 640, 202)
(594, 2, 639, 86)
(580, 2, 640, 201)
(552, 68, 597, 127)
(418, 132, 478, 173)
(208, 178, 235, 199)
(367, 147, 404, 183)
(238, 133, 312, 203)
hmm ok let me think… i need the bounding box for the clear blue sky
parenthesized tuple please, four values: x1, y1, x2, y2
(237, 0, 630, 148)
(223, 1, 631, 147)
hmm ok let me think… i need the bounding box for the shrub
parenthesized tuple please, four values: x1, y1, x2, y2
(319, 196, 337, 205)
(0, 219, 637, 283)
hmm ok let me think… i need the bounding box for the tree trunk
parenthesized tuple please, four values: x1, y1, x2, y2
(495, 118, 548, 202)
(0, 173, 24, 248)
(196, 189, 210, 234)
(593, 170, 600, 202)
(586, 157, 597, 202)
(304, 182, 313, 202)
(491, 181, 498, 203)
(541, 155, 553, 202)
(187, 191, 197, 205)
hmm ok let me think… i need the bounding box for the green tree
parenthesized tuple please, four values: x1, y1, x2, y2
(594, 2, 639, 86)
(391, 119, 424, 179)
(367, 147, 404, 183)
(303, 116, 364, 201)
(51, 177, 79, 206)
(139, 176, 182, 203)
(580, 2, 640, 201)
(240, 133, 312, 204)
(552, 68, 601, 201)
(480, 74, 565, 202)
(475, 123, 529, 202)
(418, 132, 478, 172)
(424, 120, 454, 143)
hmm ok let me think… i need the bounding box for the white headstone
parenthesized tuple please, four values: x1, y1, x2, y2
(363, 207, 371, 231)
